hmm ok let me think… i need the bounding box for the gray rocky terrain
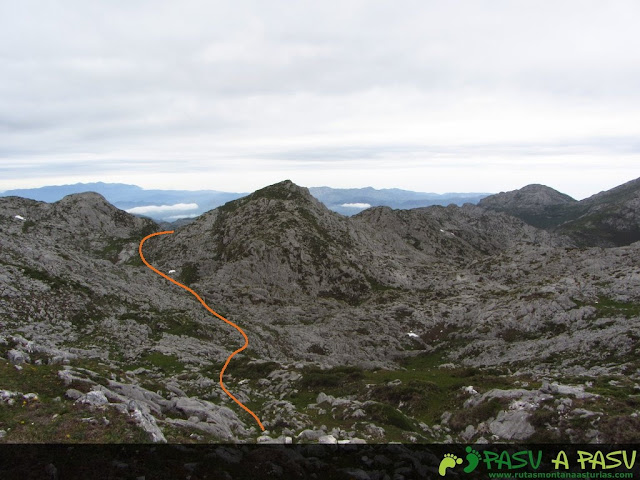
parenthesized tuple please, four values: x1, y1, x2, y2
(0, 179, 639, 444)
(481, 177, 640, 246)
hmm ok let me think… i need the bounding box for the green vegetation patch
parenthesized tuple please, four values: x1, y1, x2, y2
(364, 353, 516, 424)
(0, 360, 64, 401)
(137, 352, 184, 374)
(288, 353, 521, 434)
(449, 398, 505, 431)
(178, 262, 200, 286)
(0, 401, 150, 443)
(21, 220, 36, 233)
(207, 356, 279, 381)
(368, 380, 440, 413)
(0, 359, 149, 443)
(98, 238, 128, 263)
(148, 309, 213, 340)
(572, 297, 640, 321)
(592, 297, 640, 319)
(365, 275, 401, 294)
(599, 415, 640, 443)
(20, 266, 70, 290)
(298, 365, 365, 390)
(364, 402, 415, 431)
(528, 404, 557, 429)
(585, 375, 640, 401)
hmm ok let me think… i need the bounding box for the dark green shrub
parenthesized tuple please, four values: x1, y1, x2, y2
(600, 416, 640, 443)
(299, 365, 365, 389)
(449, 398, 503, 431)
(178, 262, 200, 286)
(226, 357, 279, 380)
(369, 380, 440, 412)
(364, 403, 414, 431)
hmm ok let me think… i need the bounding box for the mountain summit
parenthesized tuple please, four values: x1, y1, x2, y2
(478, 184, 577, 228)
(479, 177, 640, 246)
(148, 179, 372, 305)
(146, 180, 565, 307)
(479, 184, 576, 208)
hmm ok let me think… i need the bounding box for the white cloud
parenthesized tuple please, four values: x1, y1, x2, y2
(340, 203, 371, 209)
(165, 213, 199, 220)
(125, 203, 198, 214)
(1, 1, 639, 197)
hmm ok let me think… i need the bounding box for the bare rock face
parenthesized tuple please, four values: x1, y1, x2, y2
(353, 203, 569, 259)
(149, 180, 571, 309)
(2, 179, 638, 371)
(558, 177, 640, 247)
(1, 178, 639, 444)
(65, 389, 83, 400)
(479, 184, 576, 211)
(148, 180, 375, 304)
(7, 349, 30, 365)
(128, 402, 167, 443)
(478, 183, 578, 231)
(480, 177, 640, 246)
(76, 390, 109, 406)
(489, 410, 535, 441)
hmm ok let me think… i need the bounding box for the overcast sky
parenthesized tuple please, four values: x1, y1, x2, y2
(2, 0, 639, 199)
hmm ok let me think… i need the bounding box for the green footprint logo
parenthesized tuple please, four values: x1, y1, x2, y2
(464, 446, 481, 473)
(438, 453, 463, 476)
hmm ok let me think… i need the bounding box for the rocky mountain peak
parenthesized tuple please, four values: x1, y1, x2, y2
(557, 176, 640, 247)
(478, 184, 578, 230)
(213, 180, 325, 215)
(478, 177, 640, 246)
(0, 190, 156, 265)
(479, 184, 576, 210)
(54, 191, 125, 218)
(57, 191, 111, 204)
(581, 176, 640, 204)
(244, 180, 323, 209)
(51, 192, 155, 239)
(253, 179, 310, 198)
(148, 179, 371, 304)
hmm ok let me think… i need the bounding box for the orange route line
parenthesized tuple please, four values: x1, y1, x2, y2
(139, 231, 265, 431)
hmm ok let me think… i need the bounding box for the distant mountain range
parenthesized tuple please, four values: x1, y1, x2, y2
(3, 178, 639, 247)
(0, 183, 246, 221)
(0, 182, 491, 220)
(308, 187, 490, 215)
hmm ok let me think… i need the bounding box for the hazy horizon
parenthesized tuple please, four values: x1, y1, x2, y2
(2, 1, 639, 199)
(3, 179, 495, 195)
(3, 176, 638, 201)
